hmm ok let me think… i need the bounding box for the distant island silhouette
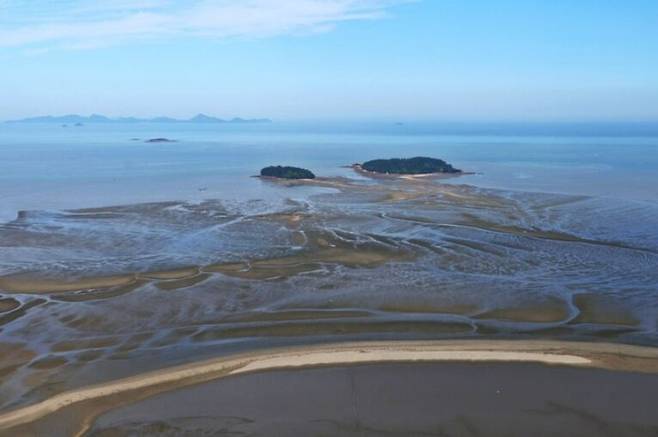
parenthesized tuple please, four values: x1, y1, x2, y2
(145, 138, 177, 143)
(6, 114, 272, 124)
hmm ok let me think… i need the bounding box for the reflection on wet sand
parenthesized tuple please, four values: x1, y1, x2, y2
(0, 173, 657, 427)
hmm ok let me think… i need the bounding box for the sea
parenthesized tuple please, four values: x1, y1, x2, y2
(1, 121, 657, 222)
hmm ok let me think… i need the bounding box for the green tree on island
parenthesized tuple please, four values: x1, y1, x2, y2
(260, 166, 316, 179)
(361, 157, 461, 174)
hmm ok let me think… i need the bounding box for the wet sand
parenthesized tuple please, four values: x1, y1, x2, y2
(0, 299, 20, 313)
(1, 174, 657, 434)
(88, 362, 658, 437)
(1, 340, 658, 435)
(0, 227, 414, 296)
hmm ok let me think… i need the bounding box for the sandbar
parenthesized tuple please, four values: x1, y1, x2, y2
(1, 339, 657, 433)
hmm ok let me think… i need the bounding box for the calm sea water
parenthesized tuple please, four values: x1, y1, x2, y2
(1, 121, 657, 221)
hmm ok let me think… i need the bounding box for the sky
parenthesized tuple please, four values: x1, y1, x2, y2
(1, 0, 657, 121)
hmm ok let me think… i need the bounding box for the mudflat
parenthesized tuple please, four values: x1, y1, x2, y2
(2, 340, 658, 436)
(59, 360, 658, 436)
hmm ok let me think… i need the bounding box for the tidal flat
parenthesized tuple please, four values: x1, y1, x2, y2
(85, 361, 658, 437)
(0, 172, 657, 434)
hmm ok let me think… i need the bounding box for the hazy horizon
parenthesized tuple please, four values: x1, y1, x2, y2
(5, 113, 658, 125)
(2, 0, 657, 121)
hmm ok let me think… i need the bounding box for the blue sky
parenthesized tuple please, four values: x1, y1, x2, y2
(1, 0, 657, 121)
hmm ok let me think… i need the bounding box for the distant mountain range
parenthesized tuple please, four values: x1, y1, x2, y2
(6, 114, 272, 124)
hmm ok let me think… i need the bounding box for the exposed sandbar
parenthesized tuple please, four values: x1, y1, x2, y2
(0, 298, 20, 313)
(0, 274, 136, 294)
(1, 340, 657, 432)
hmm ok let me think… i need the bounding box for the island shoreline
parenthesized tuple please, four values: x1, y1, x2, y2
(351, 163, 475, 180)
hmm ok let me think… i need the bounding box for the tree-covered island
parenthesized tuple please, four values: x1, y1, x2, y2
(260, 166, 316, 179)
(359, 156, 461, 175)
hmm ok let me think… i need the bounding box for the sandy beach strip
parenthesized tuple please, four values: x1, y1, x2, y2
(350, 163, 474, 180)
(1, 340, 657, 431)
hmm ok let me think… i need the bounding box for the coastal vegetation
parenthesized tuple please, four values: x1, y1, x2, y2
(361, 156, 461, 174)
(260, 166, 315, 179)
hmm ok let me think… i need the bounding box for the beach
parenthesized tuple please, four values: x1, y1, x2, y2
(1, 339, 658, 436)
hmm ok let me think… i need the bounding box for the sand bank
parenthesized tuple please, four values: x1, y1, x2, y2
(1, 340, 657, 432)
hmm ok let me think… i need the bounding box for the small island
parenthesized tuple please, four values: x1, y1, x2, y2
(145, 138, 177, 143)
(260, 166, 315, 180)
(357, 156, 461, 175)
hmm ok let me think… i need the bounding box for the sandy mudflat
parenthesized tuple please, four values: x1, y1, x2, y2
(89, 362, 658, 437)
(0, 274, 137, 294)
(1, 339, 658, 435)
